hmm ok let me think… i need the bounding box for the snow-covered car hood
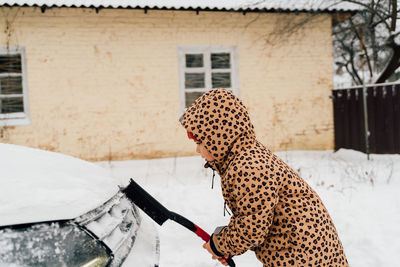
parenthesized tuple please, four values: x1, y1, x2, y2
(0, 143, 119, 227)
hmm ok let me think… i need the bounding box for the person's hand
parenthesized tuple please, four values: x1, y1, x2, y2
(203, 241, 229, 266)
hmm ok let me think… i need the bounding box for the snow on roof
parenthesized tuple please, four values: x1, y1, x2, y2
(0, 0, 362, 12)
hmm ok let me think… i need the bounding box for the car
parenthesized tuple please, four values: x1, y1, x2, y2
(0, 143, 160, 267)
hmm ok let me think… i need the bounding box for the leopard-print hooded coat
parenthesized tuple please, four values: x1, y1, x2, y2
(180, 89, 348, 266)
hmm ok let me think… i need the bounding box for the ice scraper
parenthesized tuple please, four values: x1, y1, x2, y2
(122, 178, 236, 267)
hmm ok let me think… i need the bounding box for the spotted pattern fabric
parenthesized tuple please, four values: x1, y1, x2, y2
(180, 89, 348, 267)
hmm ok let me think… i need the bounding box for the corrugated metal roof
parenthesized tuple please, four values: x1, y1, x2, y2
(0, 1, 362, 12)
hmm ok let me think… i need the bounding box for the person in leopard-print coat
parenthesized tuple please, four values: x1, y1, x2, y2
(179, 89, 348, 267)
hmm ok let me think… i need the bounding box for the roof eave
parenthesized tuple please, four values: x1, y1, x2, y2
(0, 3, 360, 14)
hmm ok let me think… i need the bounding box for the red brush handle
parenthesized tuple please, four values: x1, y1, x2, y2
(193, 224, 236, 267)
(168, 212, 235, 266)
(193, 223, 211, 242)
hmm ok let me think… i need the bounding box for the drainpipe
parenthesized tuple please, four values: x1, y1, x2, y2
(361, 56, 371, 160)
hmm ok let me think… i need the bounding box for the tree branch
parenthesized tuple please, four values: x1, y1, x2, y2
(390, 0, 397, 32)
(342, 0, 392, 30)
(375, 43, 400, 82)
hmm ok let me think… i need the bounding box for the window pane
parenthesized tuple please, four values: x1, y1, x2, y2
(1, 97, 24, 114)
(185, 73, 205, 88)
(186, 54, 203, 68)
(211, 53, 230, 69)
(0, 55, 22, 73)
(212, 72, 231, 88)
(0, 76, 23, 95)
(185, 92, 204, 108)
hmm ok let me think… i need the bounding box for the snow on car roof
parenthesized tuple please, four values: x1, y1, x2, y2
(0, 0, 361, 12)
(0, 143, 119, 227)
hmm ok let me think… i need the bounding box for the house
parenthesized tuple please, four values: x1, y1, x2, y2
(0, 0, 359, 161)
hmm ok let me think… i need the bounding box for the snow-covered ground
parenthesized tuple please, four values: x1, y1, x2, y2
(97, 149, 400, 267)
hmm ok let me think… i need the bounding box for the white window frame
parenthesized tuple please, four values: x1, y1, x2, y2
(178, 46, 239, 112)
(0, 46, 30, 126)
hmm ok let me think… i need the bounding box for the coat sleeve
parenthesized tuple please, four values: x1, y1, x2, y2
(211, 164, 279, 256)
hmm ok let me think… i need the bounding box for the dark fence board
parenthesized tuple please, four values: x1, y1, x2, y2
(349, 89, 358, 150)
(333, 90, 344, 151)
(350, 88, 363, 151)
(356, 88, 366, 153)
(394, 85, 400, 152)
(333, 83, 400, 154)
(375, 86, 385, 153)
(385, 86, 395, 153)
(366, 87, 377, 153)
(342, 90, 351, 148)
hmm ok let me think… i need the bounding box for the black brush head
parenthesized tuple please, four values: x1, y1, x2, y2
(122, 179, 171, 225)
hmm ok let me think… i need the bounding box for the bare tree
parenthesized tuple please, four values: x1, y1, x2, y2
(333, 0, 400, 85)
(249, 0, 400, 85)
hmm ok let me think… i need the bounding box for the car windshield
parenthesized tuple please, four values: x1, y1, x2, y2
(0, 221, 110, 267)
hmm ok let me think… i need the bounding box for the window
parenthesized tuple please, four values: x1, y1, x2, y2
(0, 47, 29, 126)
(179, 46, 239, 110)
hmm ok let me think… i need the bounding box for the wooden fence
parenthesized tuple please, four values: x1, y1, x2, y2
(332, 82, 400, 154)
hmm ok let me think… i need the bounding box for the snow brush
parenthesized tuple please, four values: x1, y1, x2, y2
(122, 178, 236, 267)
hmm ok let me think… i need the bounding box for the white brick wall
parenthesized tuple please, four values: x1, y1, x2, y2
(0, 7, 334, 160)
